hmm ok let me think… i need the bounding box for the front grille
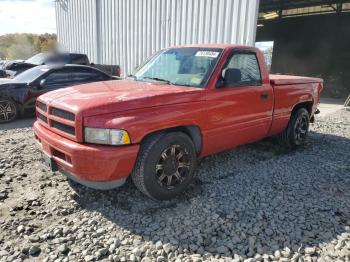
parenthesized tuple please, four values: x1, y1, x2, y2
(37, 112, 48, 123)
(51, 120, 75, 135)
(36, 102, 77, 139)
(51, 107, 75, 121)
(37, 102, 47, 112)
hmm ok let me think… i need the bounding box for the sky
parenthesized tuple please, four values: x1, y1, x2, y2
(0, 0, 56, 35)
(255, 41, 274, 52)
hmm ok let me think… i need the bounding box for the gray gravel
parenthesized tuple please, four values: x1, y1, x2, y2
(0, 109, 349, 262)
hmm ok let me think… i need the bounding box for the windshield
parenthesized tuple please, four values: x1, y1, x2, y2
(25, 53, 49, 65)
(14, 66, 49, 82)
(133, 47, 223, 87)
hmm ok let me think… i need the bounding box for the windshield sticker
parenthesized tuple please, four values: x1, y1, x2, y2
(195, 51, 219, 58)
(191, 76, 202, 85)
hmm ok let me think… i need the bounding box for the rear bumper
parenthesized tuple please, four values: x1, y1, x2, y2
(33, 121, 140, 189)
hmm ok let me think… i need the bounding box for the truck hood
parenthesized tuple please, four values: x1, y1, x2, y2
(39, 79, 204, 117)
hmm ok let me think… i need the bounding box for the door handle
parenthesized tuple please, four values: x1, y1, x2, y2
(260, 93, 269, 100)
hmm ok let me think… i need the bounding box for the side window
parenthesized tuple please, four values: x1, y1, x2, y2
(222, 52, 262, 87)
(71, 68, 107, 82)
(44, 69, 71, 85)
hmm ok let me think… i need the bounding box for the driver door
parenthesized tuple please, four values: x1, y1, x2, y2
(204, 50, 274, 154)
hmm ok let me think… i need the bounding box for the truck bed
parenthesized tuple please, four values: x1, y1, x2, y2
(270, 74, 322, 85)
(268, 73, 323, 137)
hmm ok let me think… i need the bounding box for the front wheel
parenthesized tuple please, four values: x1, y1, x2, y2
(0, 98, 18, 123)
(278, 108, 310, 148)
(131, 132, 197, 200)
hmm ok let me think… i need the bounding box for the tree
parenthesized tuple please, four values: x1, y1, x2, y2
(0, 33, 57, 60)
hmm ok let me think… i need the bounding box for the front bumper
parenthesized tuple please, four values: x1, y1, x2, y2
(34, 121, 140, 190)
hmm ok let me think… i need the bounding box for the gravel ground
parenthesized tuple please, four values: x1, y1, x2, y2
(0, 109, 350, 262)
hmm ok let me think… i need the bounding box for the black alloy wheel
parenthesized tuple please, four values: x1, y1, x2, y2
(155, 144, 191, 189)
(277, 107, 310, 148)
(131, 132, 197, 200)
(0, 99, 18, 123)
(293, 113, 309, 145)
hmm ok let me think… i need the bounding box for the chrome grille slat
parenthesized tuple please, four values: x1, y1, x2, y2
(37, 102, 47, 112)
(36, 102, 77, 139)
(37, 112, 48, 123)
(51, 120, 75, 135)
(51, 107, 75, 121)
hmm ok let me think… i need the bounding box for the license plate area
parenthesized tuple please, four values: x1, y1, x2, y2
(41, 152, 58, 172)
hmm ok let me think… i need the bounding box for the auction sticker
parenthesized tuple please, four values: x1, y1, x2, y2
(191, 76, 202, 85)
(195, 51, 219, 58)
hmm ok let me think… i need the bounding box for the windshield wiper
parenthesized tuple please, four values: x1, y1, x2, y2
(143, 77, 173, 84)
(127, 74, 138, 80)
(173, 83, 195, 87)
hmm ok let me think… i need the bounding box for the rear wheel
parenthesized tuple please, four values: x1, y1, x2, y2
(0, 98, 18, 123)
(131, 132, 197, 200)
(278, 108, 310, 148)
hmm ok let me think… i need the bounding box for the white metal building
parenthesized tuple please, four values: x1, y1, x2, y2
(55, 0, 260, 76)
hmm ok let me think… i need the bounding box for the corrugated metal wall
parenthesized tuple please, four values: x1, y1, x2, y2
(55, 0, 260, 76)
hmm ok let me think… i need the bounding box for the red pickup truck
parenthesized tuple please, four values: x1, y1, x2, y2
(34, 44, 323, 200)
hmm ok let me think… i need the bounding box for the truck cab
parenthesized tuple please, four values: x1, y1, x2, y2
(34, 44, 323, 200)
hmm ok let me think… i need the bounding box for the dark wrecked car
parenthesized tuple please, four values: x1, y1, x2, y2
(0, 52, 90, 78)
(0, 64, 116, 123)
(0, 52, 121, 78)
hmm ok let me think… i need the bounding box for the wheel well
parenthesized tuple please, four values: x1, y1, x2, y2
(292, 101, 313, 116)
(140, 125, 202, 155)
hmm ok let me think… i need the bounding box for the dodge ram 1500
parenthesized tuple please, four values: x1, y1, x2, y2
(34, 44, 323, 200)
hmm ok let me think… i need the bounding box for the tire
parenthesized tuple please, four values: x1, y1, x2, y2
(0, 98, 18, 123)
(131, 132, 197, 200)
(278, 108, 310, 149)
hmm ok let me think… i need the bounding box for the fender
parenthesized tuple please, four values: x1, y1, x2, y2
(83, 101, 206, 146)
(268, 82, 317, 137)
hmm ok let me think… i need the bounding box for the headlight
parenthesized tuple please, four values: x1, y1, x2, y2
(84, 127, 131, 145)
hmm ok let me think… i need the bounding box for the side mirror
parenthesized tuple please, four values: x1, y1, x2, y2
(217, 68, 242, 88)
(39, 79, 47, 89)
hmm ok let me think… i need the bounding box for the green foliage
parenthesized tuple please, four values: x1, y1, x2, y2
(0, 33, 57, 60)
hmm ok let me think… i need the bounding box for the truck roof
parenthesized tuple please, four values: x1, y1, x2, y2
(170, 43, 257, 50)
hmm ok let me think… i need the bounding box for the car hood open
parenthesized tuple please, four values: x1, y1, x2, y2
(0, 78, 28, 87)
